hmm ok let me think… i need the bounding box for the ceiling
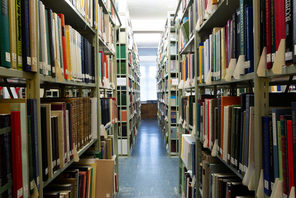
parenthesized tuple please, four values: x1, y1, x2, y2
(125, 0, 178, 48)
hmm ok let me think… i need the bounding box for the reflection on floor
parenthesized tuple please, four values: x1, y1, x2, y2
(117, 119, 180, 198)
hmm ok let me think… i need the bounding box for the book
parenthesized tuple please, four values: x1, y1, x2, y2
(29, 0, 37, 72)
(16, 0, 22, 70)
(8, 0, 16, 69)
(0, 0, 11, 68)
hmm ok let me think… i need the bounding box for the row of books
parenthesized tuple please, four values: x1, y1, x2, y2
(262, 102, 296, 196)
(201, 152, 255, 198)
(99, 52, 114, 87)
(44, 158, 115, 198)
(100, 97, 117, 126)
(198, 3, 254, 83)
(0, 97, 98, 198)
(197, 0, 219, 28)
(67, 0, 96, 28)
(98, 1, 115, 47)
(181, 95, 195, 127)
(180, 53, 195, 82)
(0, 0, 96, 83)
(0, 99, 39, 198)
(261, 0, 296, 68)
(196, 93, 296, 195)
(100, 135, 114, 160)
(197, 94, 255, 179)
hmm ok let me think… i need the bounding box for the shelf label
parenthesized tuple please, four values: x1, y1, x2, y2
(5, 52, 11, 62)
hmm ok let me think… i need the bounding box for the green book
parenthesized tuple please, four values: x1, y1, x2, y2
(117, 60, 126, 74)
(116, 45, 126, 59)
(271, 0, 275, 61)
(38, 1, 42, 74)
(16, 0, 22, 70)
(277, 120, 283, 180)
(0, 0, 11, 67)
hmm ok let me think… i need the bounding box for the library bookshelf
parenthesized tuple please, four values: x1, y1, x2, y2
(174, 0, 296, 198)
(157, 12, 180, 156)
(116, 13, 141, 156)
(0, 0, 121, 197)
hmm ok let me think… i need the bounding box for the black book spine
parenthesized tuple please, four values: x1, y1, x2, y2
(41, 107, 49, 181)
(236, 9, 241, 60)
(260, 0, 266, 53)
(21, 0, 31, 71)
(47, 9, 56, 77)
(51, 117, 57, 172)
(285, 0, 293, 64)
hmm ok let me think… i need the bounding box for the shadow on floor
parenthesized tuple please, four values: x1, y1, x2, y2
(117, 119, 180, 198)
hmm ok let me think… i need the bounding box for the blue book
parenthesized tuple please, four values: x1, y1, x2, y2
(21, 0, 31, 71)
(245, 6, 254, 73)
(191, 142, 196, 176)
(262, 116, 272, 196)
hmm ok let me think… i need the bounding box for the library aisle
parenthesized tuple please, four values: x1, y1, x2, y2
(117, 119, 180, 198)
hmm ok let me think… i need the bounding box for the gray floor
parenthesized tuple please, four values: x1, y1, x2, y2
(117, 119, 181, 198)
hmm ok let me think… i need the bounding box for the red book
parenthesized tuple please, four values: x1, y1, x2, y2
(265, 0, 272, 69)
(58, 14, 68, 80)
(79, 172, 87, 198)
(287, 120, 294, 192)
(11, 111, 23, 198)
(104, 55, 108, 79)
(206, 99, 210, 148)
(274, 0, 285, 51)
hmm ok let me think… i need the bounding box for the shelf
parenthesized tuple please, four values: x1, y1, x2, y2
(0, 180, 12, 194)
(98, 35, 116, 55)
(197, 0, 240, 35)
(41, 0, 96, 41)
(198, 73, 255, 87)
(179, 0, 194, 24)
(0, 67, 34, 79)
(216, 155, 243, 180)
(40, 75, 96, 88)
(264, 65, 296, 78)
(43, 138, 97, 187)
(180, 35, 195, 55)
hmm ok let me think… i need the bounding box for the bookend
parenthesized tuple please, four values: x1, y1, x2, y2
(272, 39, 285, 74)
(233, 55, 246, 79)
(257, 47, 267, 77)
(225, 58, 236, 81)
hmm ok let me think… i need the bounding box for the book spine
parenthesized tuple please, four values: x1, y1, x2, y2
(8, 0, 16, 69)
(292, 103, 296, 193)
(21, 0, 31, 71)
(271, 0, 276, 63)
(284, 0, 292, 64)
(29, 0, 37, 72)
(0, 0, 11, 68)
(266, 0, 272, 69)
(16, 0, 22, 70)
(262, 116, 271, 196)
(246, 6, 254, 73)
(48, 9, 56, 77)
(287, 120, 295, 193)
(260, 0, 266, 53)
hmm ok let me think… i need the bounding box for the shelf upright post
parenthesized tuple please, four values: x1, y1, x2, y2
(25, 0, 43, 196)
(253, 0, 268, 195)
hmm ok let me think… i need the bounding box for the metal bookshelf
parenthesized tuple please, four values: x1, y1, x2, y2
(172, 0, 296, 197)
(0, 0, 121, 197)
(157, 12, 179, 156)
(116, 15, 141, 156)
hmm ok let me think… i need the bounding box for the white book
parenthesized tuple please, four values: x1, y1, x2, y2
(90, 98, 98, 139)
(223, 106, 230, 161)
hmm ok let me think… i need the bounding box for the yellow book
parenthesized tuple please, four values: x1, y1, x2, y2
(199, 45, 204, 84)
(29, 0, 37, 72)
(8, 0, 17, 69)
(65, 25, 72, 80)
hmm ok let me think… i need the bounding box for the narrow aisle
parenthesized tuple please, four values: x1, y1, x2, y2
(117, 119, 180, 198)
